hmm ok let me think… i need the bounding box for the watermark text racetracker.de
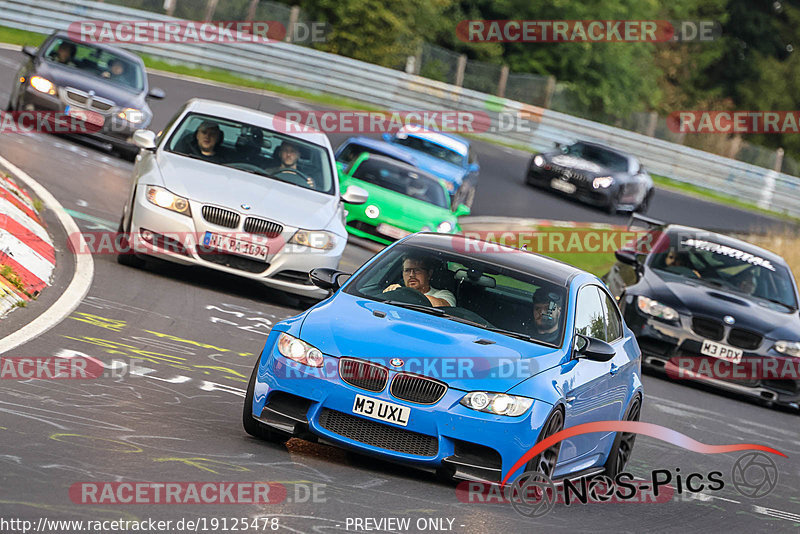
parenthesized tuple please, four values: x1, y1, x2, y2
(668, 110, 800, 134)
(0, 517, 283, 533)
(69, 19, 329, 44)
(273, 110, 543, 135)
(0, 111, 102, 134)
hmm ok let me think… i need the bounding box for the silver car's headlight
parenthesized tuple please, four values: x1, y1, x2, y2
(592, 176, 614, 189)
(118, 107, 145, 124)
(637, 296, 679, 322)
(145, 185, 191, 216)
(774, 340, 800, 357)
(277, 333, 324, 367)
(460, 392, 533, 417)
(289, 230, 336, 250)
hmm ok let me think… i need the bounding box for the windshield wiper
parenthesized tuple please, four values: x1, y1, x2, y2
(757, 296, 797, 311)
(485, 326, 540, 343)
(382, 301, 447, 316)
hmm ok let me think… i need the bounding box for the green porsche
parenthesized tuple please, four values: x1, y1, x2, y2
(338, 153, 470, 245)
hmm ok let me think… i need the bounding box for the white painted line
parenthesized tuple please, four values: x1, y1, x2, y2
(752, 505, 800, 522)
(0, 155, 94, 354)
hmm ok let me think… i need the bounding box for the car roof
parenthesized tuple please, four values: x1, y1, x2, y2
(402, 233, 585, 286)
(339, 136, 417, 164)
(397, 126, 469, 156)
(663, 225, 789, 267)
(572, 140, 636, 162)
(49, 30, 144, 64)
(182, 99, 333, 149)
(357, 154, 440, 180)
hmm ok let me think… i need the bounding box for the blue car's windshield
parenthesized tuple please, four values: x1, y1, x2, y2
(392, 134, 466, 166)
(344, 244, 568, 347)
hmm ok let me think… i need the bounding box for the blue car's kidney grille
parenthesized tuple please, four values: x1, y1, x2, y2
(339, 358, 388, 392)
(318, 408, 438, 457)
(390, 373, 447, 405)
(202, 206, 240, 229)
(244, 217, 283, 238)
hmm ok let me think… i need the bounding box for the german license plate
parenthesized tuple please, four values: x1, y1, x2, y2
(352, 394, 410, 426)
(65, 105, 105, 127)
(700, 340, 743, 363)
(202, 232, 268, 261)
(551, 178, 576, 194)
(377, 223, 411, 240)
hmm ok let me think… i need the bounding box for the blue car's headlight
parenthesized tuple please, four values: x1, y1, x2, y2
(277, 333, 324, 367)
(460, 392, 533, 417)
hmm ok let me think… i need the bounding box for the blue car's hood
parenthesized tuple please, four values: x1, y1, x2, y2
(299, 293, 565, 392)
(390, 148, 465, 184)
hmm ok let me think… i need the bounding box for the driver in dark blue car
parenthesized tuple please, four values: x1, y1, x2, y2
(531, 289, 563, 344)
(382, 254, 456, 307)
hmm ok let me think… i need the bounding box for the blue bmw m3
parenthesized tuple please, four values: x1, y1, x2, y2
(243, 233, 643, 484)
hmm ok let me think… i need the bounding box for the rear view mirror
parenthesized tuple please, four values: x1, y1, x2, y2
(309, 268, 350, 291)
(574, 334, 615, 362)
(454, 269, 496, 288)
(22, 46, 37, 58)
(341, 185, 368, 205)
(132, 129, 157, 150)
(614, 249, 638, 266)
(148, 87, 166, 99)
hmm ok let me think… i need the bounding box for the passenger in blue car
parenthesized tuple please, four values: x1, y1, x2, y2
(531, 288, 564, 345)
(382, 254, 456, 307)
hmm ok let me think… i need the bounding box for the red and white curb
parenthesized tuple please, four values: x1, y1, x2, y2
(0, 173, 55, 317)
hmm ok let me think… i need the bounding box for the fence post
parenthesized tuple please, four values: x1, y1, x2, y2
(286, 6, 300, 43)
(542, 75, 556, 108)
(414, 43, 423, 75)
(497, 65, 509, 98)
(203, 0, 218, 21)
(455, 54, 467, 87)
(246, 0, 259, 21)
(163, 0, 175, 16)
(645, 111, 658, 137)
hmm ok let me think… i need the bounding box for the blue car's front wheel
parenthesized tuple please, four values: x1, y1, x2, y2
(242, 357, 289, 445)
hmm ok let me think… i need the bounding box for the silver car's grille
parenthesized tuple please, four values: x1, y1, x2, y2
(60, 87, 115, 113)
(244, 217, 283, 238)
(201, 206, 240, 228)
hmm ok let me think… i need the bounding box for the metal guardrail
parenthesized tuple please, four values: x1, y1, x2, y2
(2, 0, 800, 218)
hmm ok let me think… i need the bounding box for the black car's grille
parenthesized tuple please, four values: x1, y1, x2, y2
(244, 217, 283, 238)
(339, 358, 388, 392)
(195, 247, 269, 273)
(692, 317, 724, 341)
(318, 408, 438, 457)
(202, 206, 241, 228)
(390, 373, 447, 404)
(62, 87, 115, 112)
(727, 329, 762, 350)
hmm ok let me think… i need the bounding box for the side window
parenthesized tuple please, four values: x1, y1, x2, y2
(600, 289, 623, 342)
(574, 285, 607, 341)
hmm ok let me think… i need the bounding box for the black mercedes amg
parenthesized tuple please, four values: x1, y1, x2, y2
(605, 217, 800, 409)
(526, 140, 654, 214)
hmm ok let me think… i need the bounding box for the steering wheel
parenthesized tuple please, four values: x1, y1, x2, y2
(273, 168, 314, 188)
(382, 286, 431, 306)
(228, 162, 265, 173)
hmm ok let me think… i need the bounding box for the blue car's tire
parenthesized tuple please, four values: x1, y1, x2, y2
(603, 394, 642, 476)
(526, 407, 565, 479)
(242, 357, 289, 445)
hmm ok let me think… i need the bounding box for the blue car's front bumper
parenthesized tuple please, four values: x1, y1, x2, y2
(250, 333, 554, 483)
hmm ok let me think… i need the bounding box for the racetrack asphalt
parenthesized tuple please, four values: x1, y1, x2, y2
(0, 48, 797, 532)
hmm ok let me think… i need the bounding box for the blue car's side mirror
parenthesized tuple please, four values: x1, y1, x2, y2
(309, 268, 350, 291)
(382, 133, 392, 142)
(468, 163, 479, 173)
(573, 334, 615, 362)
